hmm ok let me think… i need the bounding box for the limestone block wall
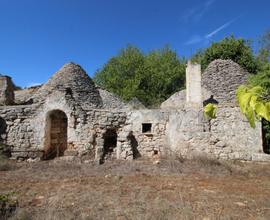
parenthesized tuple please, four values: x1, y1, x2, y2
(84, 109, 169, 162)
(0, 86, 267, 162)
(0, 105, 41, 158)
(165, 108, 205, 153)
(33, 91, 85, 153)
(0, 85, 129, 160)
(0, 90, 129, 160)
(165, 106, 267, 161)
(85, 109, 127, 161)
(209, 107, 263, 160)
(122, 110, 169, 158)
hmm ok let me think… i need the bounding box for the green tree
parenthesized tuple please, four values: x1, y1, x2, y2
(94, 45, 144, 101)
(249, 62, 270, 95)
(94, 45, 186, 107)
(136, 46, 186, 106)
(192, 36, 258, 73)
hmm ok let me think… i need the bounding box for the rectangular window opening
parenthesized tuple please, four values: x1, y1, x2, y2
(142, 123, 152, 133)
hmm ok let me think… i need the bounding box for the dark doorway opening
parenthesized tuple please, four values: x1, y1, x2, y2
(0, 117, 10, 158)
(43, 110, 68, 160)
(0, 117, 7, 142)
(262, 118, 270, 154)
(102, 129, 117, 162)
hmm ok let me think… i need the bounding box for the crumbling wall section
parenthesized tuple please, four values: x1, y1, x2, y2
(0, 105, 41, 158)
(15, 85, 41, 104)
(86, 110, 127, 162)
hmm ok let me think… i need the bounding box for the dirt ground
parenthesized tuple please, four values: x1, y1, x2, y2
(1, 156, 270, 220)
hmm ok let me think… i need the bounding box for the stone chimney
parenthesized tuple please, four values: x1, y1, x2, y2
(186, 61, 202, 108)
(0, 75, 14, 105)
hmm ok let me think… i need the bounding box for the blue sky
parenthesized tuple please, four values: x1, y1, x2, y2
(0, 0, 269, 87)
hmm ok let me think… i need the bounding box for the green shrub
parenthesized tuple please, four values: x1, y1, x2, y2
(0, 193, 18, 220)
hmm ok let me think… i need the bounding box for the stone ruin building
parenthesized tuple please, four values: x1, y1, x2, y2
(0, 59, 269, 163)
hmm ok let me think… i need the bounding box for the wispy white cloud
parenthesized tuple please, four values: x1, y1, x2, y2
(205, 17, 239, 39)
(184, 15, 242, 45)
(181, 0, 215, 23)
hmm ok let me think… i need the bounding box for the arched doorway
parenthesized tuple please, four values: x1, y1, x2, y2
(43, 110, 68, 159)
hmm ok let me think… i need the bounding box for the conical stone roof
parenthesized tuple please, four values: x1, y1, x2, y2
(35, 62, 103, 109)
(202, 59, 249, 105)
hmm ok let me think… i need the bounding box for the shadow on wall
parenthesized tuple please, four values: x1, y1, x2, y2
(0, 117, 11, 158)
(0, 117, 7, 142)
(128, 132, 141, 159)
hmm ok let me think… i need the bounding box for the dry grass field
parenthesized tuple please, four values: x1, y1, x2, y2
(1, 155, 270, 220)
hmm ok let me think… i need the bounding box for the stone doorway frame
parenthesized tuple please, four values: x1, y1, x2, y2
(43, 109, 68, 159)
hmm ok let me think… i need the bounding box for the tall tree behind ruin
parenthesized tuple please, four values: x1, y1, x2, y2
(94, 45, 186, 107)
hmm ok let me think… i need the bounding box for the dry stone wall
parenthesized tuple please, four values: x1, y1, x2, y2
(1, 101, 266, 161)
(15, 86, 41, 104)
(209, 107, 263, 160)
(0, 60, 268, 162)
(165, 107, 266, 161)
(0, 105, 42, 159)
(121, 110, 169, 159)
